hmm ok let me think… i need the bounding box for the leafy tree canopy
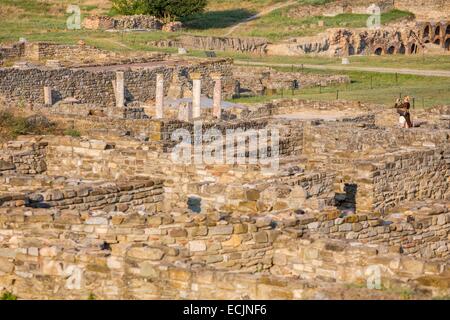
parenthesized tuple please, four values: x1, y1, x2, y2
(110, 0, 208, 20)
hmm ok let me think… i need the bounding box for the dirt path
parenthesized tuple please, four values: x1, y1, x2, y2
(224, 0, 296, 37)
(235, 60, 450, 78)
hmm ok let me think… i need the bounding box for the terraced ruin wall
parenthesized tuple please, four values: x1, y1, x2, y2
(279, 208, 450, 258)
(0, 207, 448, 299)
(151, 35, 269, 55)
(355, 148, 450, 213)
(0, 140, 47, 175)
(272, 237, 450, 284)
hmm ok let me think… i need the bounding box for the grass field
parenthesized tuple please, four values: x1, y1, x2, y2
(230, 68, 450, 108)
(230, 9, 414, 40)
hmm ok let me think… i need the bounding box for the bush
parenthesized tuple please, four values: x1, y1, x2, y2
(0, 110, 57, 141)
(110, 0, 208, 20)
(1, 291, 18, 300)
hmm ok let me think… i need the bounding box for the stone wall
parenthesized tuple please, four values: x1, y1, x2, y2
(23, 42, 111, 62)
(355, 148, 450, 213)
(151, 35, 269, 55)
(0, 179, 163, 212)
(0, 208, 292, 297)
(83, 15, 163, 31)
(195, 170, 335, 214)
(233, 66, 350, 95)
(0, 42, 25, 61)
(303, 123, 450, 213)
(272, 237, 449, 285)
(0, 206, 448, 299)
(0, 58, 234, 107)
(0, 140, 47, 175)
(274, 206, 450, 258)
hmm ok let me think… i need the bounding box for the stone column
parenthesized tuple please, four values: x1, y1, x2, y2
(191, 72, 202, 118)
(43, 86, 52, 106)
(155, 73, 164, 119)
(211, 73, 222, 119)
(115, 71, 125, 108)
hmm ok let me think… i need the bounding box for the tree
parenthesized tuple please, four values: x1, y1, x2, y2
(111, 0, 208, 20)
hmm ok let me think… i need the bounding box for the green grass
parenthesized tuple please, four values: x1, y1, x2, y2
(0, 110, 58, 142)
(230, 67, 450, 108)
(1, 291, 18, 300)
(185, 48, 450, 71)
(64, 129, 81, 137)
(182, 9, 256, 30)
(236, 9, 414, 40)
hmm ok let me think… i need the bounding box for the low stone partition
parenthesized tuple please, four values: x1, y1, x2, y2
(0, 179, 164, 213)
(271, 237, 450, 294)
(151, 35, 269, 55)
(0, 41, 25, 61)
(287, 205, 450, 259)
(241, 99, 380, 122)
(233, 66, 350, 95)
(354, 148, 450, 213)
(83, 15, 164, 31)
(0, 139, 47, 175)
(303, 122, 450, 156)
(196, 170, 335, 214)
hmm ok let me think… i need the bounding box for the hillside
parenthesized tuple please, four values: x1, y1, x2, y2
(0, 0, 413, 44)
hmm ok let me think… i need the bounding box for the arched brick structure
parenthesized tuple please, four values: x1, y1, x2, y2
(408, 42, 418, 54)
(374, 47, 383, 55)
(445, 37, 450, 51)
(435, 25, 441, 37)
(446, 24, 450, 35)
(434, 38, 441, 45)
(348, 45, 355, 56)
(398, 44, 406, 54)
(423, 24, 431, 38)
(386, 46, 395, 54)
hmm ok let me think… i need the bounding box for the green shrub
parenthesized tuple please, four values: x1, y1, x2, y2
(0, 111, 57, 141)
(110, 0, 208, 20)
(64, 129, 81, 137)
(1, 291, 18, 300)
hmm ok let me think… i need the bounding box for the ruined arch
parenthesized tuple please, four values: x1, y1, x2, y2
(348, 45, 355, 56)
(386, 46, 395, 54)
(435, 25, 441, 36)
(423, 25, 430, 38)
(374, 47, 383, 55)
(445, 37, 450, 51)
(409, 43, 418, 54)
(446, 24, 450, 35)
(398, 44, 406, 54)
(434, 38, 441, 45)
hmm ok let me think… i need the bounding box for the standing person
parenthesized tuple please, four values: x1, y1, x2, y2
(402, 96, 413, 128)
(394, 98, 407, 128)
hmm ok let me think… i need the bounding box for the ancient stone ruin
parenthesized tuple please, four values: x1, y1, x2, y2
(0, 41, 449, 300)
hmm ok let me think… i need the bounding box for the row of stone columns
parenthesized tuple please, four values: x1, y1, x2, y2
(43, 71, 222, 120)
